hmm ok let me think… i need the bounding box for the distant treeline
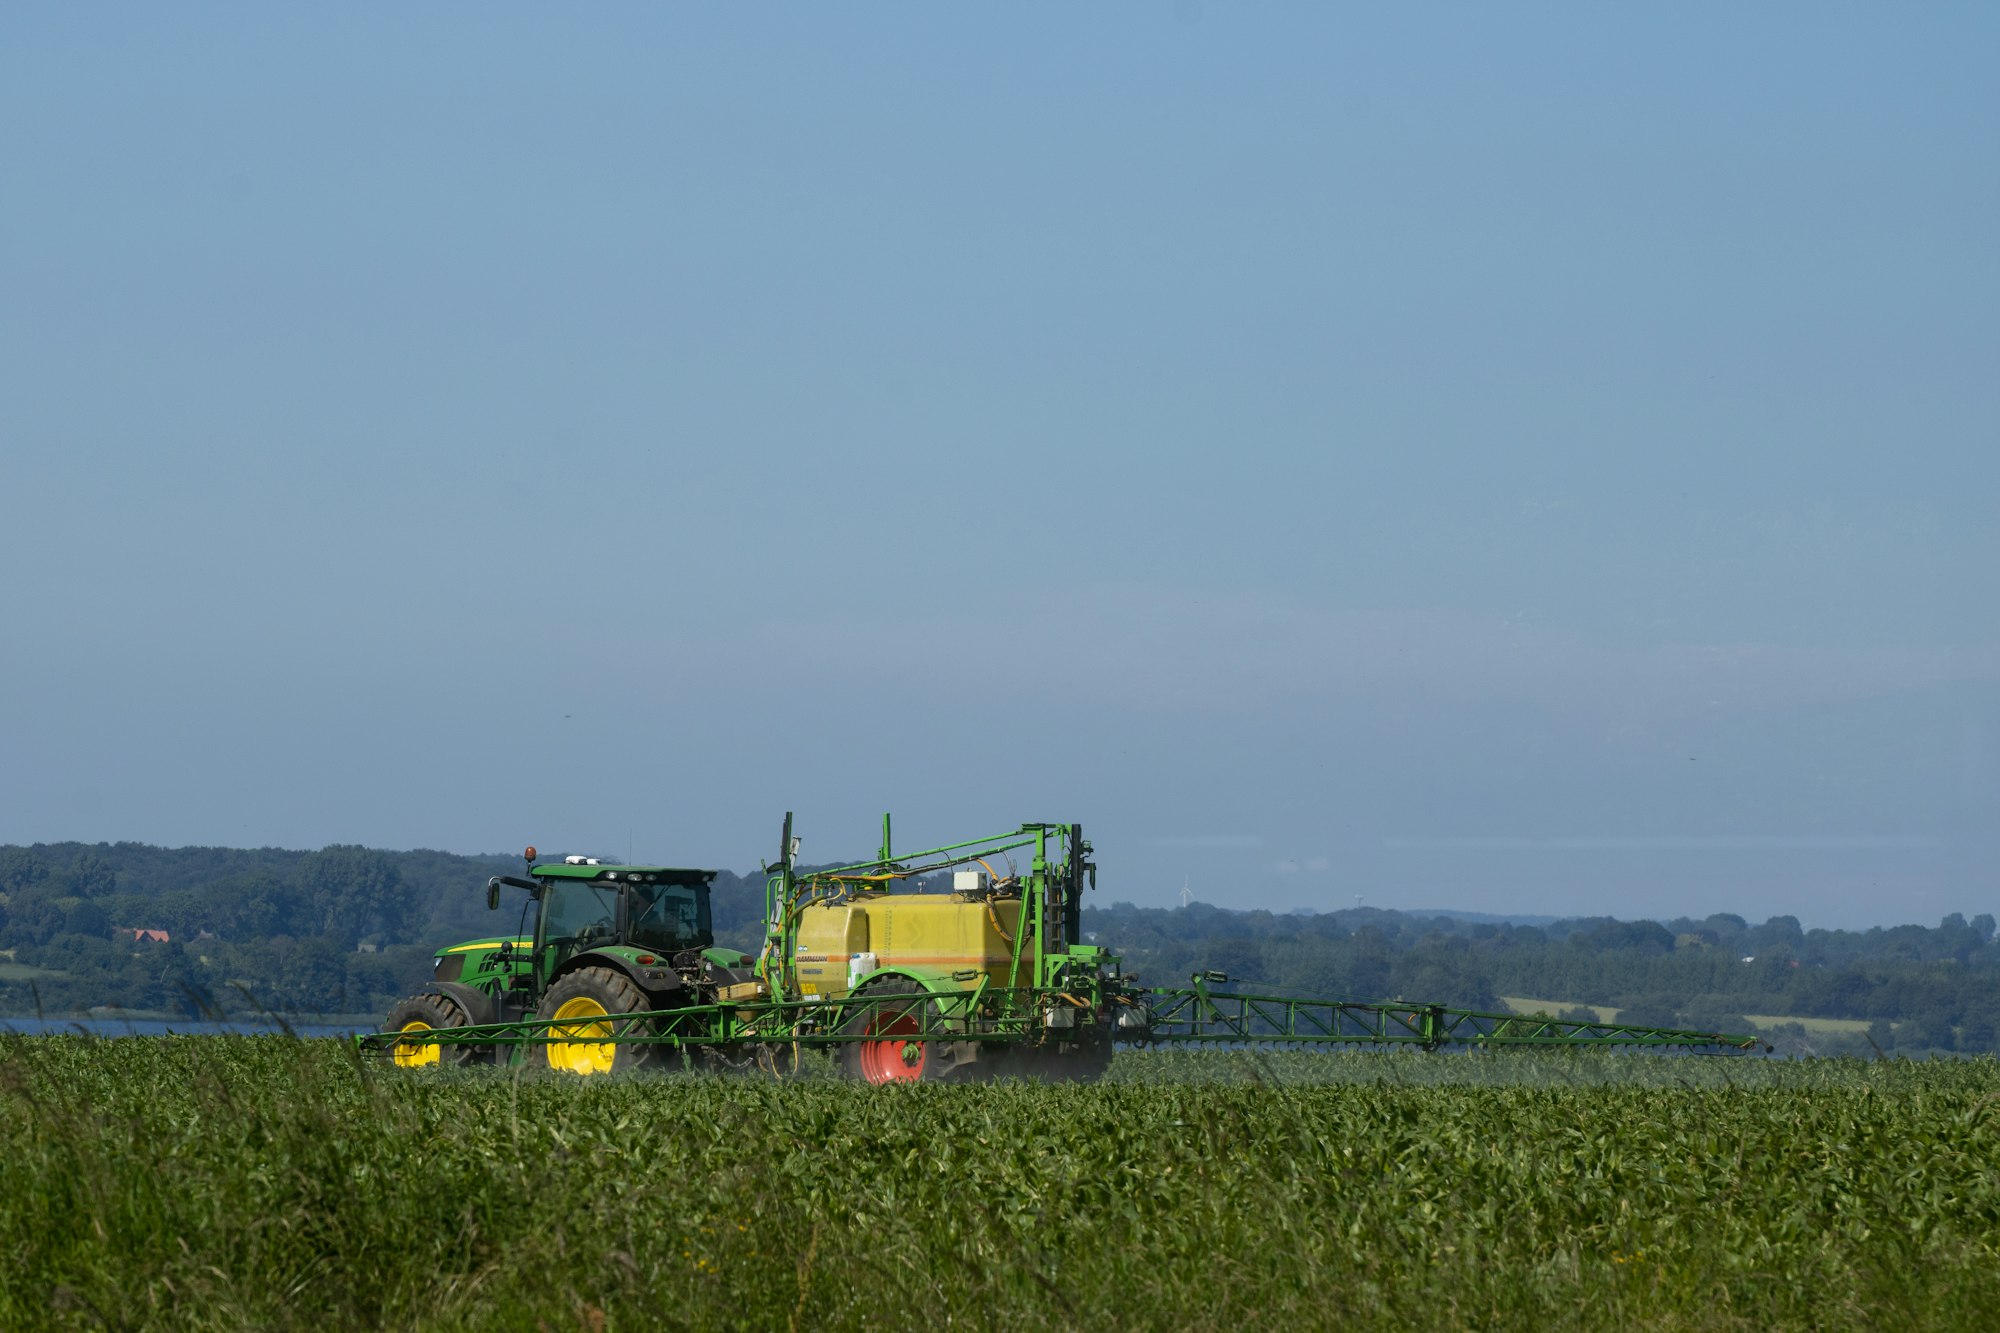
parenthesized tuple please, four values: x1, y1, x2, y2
(2, 842, 1995, 1054)
(1088, 900, 2000, 1056)
(0, 842, 765, 1020)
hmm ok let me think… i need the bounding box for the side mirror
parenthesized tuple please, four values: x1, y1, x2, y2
(486, 878, 501, 912)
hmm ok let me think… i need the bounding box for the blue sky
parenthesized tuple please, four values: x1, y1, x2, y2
(3, 6, 1995, 929)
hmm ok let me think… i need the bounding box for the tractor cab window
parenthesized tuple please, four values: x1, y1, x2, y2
(628, 882, 712, 953)
(539, 881, 619, 960)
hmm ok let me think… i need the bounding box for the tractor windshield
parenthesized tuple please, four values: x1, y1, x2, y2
(539, 881, 620, 959)
(628, 881, 712, 953)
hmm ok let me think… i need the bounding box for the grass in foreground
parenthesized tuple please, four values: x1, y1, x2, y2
(2, 1038, 1997, 1331)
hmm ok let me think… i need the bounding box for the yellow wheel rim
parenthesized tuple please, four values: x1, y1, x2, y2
(391, 1019, 440, 1069)
(547, 995, 616, 1076)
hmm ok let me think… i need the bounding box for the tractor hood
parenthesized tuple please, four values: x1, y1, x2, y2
(434, 936, 531, 960)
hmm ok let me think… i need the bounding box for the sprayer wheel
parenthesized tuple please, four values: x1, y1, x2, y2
(839, 978, 964, 1084)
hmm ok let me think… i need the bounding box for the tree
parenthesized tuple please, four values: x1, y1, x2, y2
(64, 852, 117, 899)
(1201, 937, 1264, 984)
(1, 888, 66, 949)
(269, 937, 351, 1013)
(62, 898, 109, 939)
(1342, 929, 1395, 999)
(1936, 913, 1984, 963)
(1900, 1009, 1957, 1054)
(1677, 996, 1753, 1035)
(1957, 1005, 1999, 1054)
(1866, 1018, 1897, 1054)
(1620, 993, 1683, 1027)
(1747, 916, 1805, 952)
(206, 872, 298, 940)
(297, 845, 406, 946)
(0, 848, 49, 895)
(1578, 920, 1676, 955)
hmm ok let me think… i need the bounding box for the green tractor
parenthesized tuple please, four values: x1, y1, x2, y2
(381, 847, 757, 1075)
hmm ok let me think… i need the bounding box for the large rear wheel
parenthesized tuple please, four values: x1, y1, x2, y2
(537, 967, 662, 1076)
(838, 978, 973, 1083)
(382, 992, 485, 1069)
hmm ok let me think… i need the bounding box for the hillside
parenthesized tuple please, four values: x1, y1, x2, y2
(2, 842, 1995, 1053)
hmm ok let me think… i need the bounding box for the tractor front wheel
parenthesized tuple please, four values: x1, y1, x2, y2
(537, 967, 662, 1076)
(382, 992, 486, 1069)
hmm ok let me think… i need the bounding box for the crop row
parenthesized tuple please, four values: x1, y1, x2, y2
(2, 1038, 1997, 1331)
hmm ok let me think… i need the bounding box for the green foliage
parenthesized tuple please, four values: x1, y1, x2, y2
(75, 853, 118, 899)
(5, 887, 68, 950)
(298, 845, 405, 945)
(0, 847, 50, 894)
(2, 839, 1995, 1052)
(0, 1041, 1996, 1331)
(1095, 901, 2000, 1053)
(60, 898, 107, 939)
(0, 843, 532, 1018)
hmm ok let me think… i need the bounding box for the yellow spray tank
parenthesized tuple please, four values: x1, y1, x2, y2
(792, 878, 1025, 999)
(758, 813, 1131, 1082)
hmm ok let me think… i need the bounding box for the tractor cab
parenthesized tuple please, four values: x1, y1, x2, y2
(411, 851, 728, 1025)
(525, 859, 716, 980)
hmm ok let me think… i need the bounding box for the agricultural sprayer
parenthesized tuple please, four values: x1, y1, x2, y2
(368, 814, 1768, 1077)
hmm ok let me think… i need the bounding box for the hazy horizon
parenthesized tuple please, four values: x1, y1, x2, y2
(4, 7, 1995, 933)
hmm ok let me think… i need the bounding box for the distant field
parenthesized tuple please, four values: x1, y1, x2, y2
(1499, 998, 1878, 1038)
(2, 1038, 1997, 1331)
(1744, 1013, 1875, 1035)
(1500, 996, 1622, 1022)
(0, 962, 66, 983)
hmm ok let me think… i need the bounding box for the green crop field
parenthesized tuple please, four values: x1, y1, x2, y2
(2, 1039, 1997, 1332)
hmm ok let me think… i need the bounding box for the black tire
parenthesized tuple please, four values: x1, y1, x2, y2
(536, 966, 662, 1076)
(382, 992, 486, 1069)
(836, 977, 978, 1084)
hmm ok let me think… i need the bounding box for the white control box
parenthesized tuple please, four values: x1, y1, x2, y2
(954, 870, 989, 893)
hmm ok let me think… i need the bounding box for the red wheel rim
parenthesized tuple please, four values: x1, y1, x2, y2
(857, 1006, 927, 1083)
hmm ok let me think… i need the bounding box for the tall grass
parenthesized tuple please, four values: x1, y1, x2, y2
(2, 1037, 1996, 1331)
